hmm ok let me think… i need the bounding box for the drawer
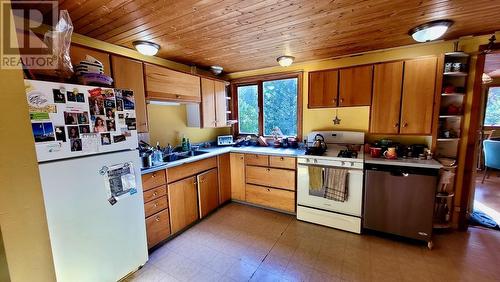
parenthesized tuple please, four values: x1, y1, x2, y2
(145, 209, 171, 248)
(269, 156, 296, 170)
(142, 170, 167, 191)
(246, 184, 295, 212)
(143, 185, 167, 203)
(167, 157, 217, 183)
(246, 166, 296, 191)
(144, 196, 168, 217)
(245, 154, 269, 167)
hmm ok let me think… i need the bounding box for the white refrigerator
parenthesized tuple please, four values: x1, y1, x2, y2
(25, 80, 148, 282)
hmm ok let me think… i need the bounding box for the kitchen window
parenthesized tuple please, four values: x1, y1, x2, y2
(233, 72, 303, 139)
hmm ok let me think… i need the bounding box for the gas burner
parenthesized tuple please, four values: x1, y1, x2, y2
(337, 150, 358, 158)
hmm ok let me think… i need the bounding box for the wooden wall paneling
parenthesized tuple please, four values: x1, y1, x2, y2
(308, 70, 338, 108)
(56, 1, 500, 72)
(400, 57, 437, 135)
(339, 65, 373, 107)
(111, 55, 148, 132)
(370, 61, 404, 134)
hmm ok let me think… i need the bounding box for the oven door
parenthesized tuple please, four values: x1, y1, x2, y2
(297, 162, 363, 217)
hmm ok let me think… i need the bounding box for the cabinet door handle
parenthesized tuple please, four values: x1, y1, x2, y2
(402, 122, 408, 128)
(267, 168, 270, 172)
(394, 123, 399, 128)
(193, 181, 198, 185)
(280, 157, 284, 160)
(176, 95, 181, 99)
(155, 216, 161, 222)
(267, 188, 271, 192)
(340, 98, 344, 103)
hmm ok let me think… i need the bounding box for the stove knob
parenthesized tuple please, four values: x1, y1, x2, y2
(314, 159, 318, 163)
(349, 162, 354, 167)
(341, 161, 345, 166)
(306, 159, 310, 163)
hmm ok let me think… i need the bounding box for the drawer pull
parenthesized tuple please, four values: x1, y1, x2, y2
(155, 216, 161, 222)
(152, 173, 156, 178)
(153, 192, 158, 197)
(154, 202, 158, 207)
(267, 188, 271, 192)
(267, 168, 270, 172)
(280, 157, 284, 160)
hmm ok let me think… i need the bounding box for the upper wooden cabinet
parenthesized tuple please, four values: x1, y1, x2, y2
(308, 70, 338, 108)
(400, 57, 437, 135)
(188, 78, 228, 128)
(144, 63, 201, 102)
(70, 45, 112, 76)
(370, 57, 437, 135)
(111, 56, 148, 132)
(370, 61, 404, 134)
(339, 65, 373, 107)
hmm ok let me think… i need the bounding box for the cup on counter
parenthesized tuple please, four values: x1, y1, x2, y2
(383, 147, 398, 159)
(370, 147, 382, 158)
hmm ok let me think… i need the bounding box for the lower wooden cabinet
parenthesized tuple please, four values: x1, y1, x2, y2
(246, 184, 295, 212)
(168, 176, 199, 234)
(144, 196, 168, 217)
(218, 154, 231, 204)
(197, 168, 219, 218)
(245, 166, 295, 191)
(230, 153, 246, 201)
(146, 209, 171, 248)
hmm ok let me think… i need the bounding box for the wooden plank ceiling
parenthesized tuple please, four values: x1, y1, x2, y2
(35, 0, 500, 72)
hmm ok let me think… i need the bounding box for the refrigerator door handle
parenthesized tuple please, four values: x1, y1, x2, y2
(99, 166, 109, 175)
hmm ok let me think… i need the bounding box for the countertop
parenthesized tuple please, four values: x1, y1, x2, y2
(141, 146, 443, 174)
(364, 155, 443, 169)
(141, 146, 305, 174)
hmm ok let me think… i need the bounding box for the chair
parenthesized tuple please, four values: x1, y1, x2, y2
(482, 140, 500, 183)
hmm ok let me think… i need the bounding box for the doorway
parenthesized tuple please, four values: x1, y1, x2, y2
(469, 51, 500, 229)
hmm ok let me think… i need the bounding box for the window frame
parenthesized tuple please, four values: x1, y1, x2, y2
(483, 83, 500, 129)
(231, 72, 303, 140)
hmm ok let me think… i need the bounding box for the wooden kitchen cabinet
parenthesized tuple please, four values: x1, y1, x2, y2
(168, 176, 199, 234)
(308, 70, 338, 108)
(142, 170, 167, 191)
(144, 63, 201, 102)
(144, 196, 168, 217)
(245, 154, 269, 167)
(246, 184, 295, 212)
(339, 65, 373, 106)
(111, 56, 148, 132)
(245, 166, 295, 191)
(197, 168, 219, 218)
(370, 61, 404, 134)
(187, 78, 228, 128)
(230, 153, 245, 201)
(269, 156, 296, 170)
(70, 45, 112, 76)
(145, 209, 170, 248)
(217, 153, 231, 204)
(167, 157, 217, 183)
(400, 57, 437, 135)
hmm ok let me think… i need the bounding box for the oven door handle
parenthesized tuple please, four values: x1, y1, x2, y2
(297, 163, 363, 171)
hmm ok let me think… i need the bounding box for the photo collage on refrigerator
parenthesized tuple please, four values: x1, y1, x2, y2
(26, 81, 136, 156)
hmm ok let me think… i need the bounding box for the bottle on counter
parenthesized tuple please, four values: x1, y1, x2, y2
(181, 137, 188, 152)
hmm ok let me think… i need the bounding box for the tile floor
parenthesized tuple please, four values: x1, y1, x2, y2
(126, 203, 500, 282)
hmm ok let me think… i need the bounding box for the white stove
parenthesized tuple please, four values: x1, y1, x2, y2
(297, 131, 365, 234)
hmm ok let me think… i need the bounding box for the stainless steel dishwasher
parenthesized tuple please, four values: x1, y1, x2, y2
(363, 163, 438, 248)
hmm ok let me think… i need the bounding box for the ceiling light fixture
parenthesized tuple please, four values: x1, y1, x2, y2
(277, 55, 295, 67)
(210, 65, 224, 75)
(409, 20, 453, 42)
(133, 40, 160, 56)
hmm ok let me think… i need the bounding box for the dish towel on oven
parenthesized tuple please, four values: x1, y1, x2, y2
(308, 166, 323, 191)
(323, 168, 348, 202)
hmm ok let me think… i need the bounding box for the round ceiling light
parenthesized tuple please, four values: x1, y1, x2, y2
(133, 40, 160, 56)
(210, 65, 223, 75)
(277, 55, 295, 67)
(409, 20, 453, 42)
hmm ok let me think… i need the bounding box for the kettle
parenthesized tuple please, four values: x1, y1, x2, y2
(313, 134, 327, 150)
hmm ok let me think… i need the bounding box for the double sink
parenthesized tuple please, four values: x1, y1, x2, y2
(164, 150, 209, 162)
